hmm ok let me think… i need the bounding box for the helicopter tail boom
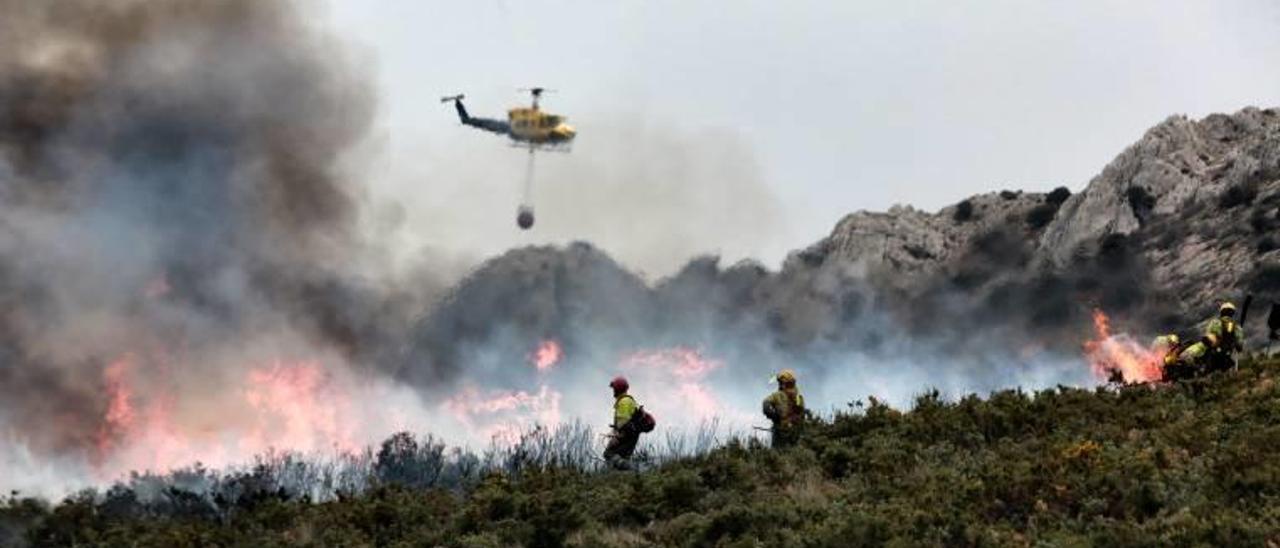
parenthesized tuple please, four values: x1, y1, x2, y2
(442, 94, 510, 135)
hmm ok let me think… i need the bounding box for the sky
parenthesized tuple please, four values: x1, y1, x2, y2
(323, 0, 1280, 276)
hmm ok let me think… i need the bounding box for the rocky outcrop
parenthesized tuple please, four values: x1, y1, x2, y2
(814, 106, 1280, 325)
(1039, 108, 1280, 307)
(820, 190, 1060, 285)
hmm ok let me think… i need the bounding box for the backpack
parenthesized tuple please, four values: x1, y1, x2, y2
(629, 405, 656, 434)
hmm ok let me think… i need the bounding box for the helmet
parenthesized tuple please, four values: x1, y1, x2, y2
(1219, 302, 1237, 317)
(608, 376, 629, 393)
(776, 369, 797, 384)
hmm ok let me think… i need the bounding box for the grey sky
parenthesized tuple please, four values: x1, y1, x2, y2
(324, 1, 1280, 274)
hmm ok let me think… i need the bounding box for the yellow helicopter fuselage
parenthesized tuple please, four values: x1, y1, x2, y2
(507, 107, 576, 144)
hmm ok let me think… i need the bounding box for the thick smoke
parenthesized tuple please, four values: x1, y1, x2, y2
(0, 0, 798, 497)
(0, 0, 432, 492)
(398, 237, 1112, 443)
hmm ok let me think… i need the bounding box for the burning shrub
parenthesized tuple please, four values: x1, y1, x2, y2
(1082, 308, 1163, 383)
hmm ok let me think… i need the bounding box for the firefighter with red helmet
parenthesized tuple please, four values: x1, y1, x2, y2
(603, 376, 640, 470)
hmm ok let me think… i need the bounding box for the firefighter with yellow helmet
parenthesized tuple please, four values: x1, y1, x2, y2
(762, 369, 806, 448)
(1178, 302, 1246, 373)
(1156, 333, 1195, 381)
(1153, 334, 1182, 366)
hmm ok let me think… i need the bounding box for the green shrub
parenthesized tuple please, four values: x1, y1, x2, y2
(657, 469, 707, 517)
(818, 445, 857, 479)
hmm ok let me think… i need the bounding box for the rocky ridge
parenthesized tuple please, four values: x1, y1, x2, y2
(819, 106, 1280, 326)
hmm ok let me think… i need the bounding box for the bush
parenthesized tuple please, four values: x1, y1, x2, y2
(374, 431, 446, 488)
(1249, 205, 1280, 234)
(1026, 203, 1060, 229)
(1045, 186, 1072, 206)
(1220, 185, 1257, 209)
(657, 469, 707, 516)
(1127, 185, 1156, 219)
(818, 444, 857, 479)
(953, 200, 975, 222)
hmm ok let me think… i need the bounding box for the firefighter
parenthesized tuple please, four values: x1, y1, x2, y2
(1154, 334, 1182, 366)
(1178, 302, 1246, 373)
(1155, 333, 1193, 381)
(762, 369, 806, 448)
(603, 376, 640, 470)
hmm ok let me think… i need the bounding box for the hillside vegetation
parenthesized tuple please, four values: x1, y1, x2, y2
(4, 357, 1280, 547)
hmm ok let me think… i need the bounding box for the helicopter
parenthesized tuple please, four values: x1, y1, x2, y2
(441, 88, 576, 230)
(440, 88, 576, 150)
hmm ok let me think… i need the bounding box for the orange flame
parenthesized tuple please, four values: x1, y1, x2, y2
(621, 347, 723, 380)
(433, 339, 569, 443)
(621, 347, 732, 421)
(1082, 309, 1163, 383)
(530, 340, 563, 372)
(243, 361, 358, 454)
(95, 356, 138, 461)
(92, 353, 365, 480)
(675, 383, 722, 419)
(442, 385, 562, 444)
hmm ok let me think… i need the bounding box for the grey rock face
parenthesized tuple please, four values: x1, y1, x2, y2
(818, 106, 1280, 328)
(821, 191, 1055, 288)
(1040, 108, 1280, 318)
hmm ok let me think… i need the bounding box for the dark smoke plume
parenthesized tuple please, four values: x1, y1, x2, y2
(0, 0, 415, 462)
